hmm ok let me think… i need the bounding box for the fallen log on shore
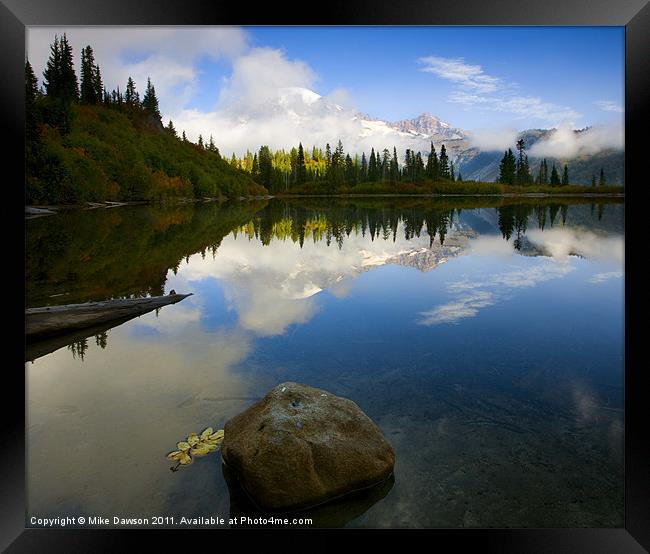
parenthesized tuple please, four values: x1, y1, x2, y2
(26, 293, 193, 340)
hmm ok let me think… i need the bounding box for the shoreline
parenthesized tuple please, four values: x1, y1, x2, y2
(25, 191, 625, 213)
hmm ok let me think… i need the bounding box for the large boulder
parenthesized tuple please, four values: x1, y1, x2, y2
(221, 382, 395, 512)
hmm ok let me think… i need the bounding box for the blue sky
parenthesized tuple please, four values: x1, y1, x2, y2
(187, 26, 624, 128)
(28, 26, 624, 154)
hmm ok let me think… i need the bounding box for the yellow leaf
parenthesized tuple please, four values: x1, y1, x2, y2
(190, 444, 210, 457)
(167, 450, 183, 460)
(187, 433, 200, 447)
(179, 452, 193, 465)
(177, 441, 191, 452)
(204, 442, 219, 451)
(200, 427, 214, 440)
(209, 430, 225, 441)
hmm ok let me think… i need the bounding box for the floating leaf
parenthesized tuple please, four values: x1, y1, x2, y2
(190, 444, 211, 457)
(200, 427, 214, 440)
(209, 430, 225, 442)
(168, 427, 225, 470)
(178, 452, 193, 465)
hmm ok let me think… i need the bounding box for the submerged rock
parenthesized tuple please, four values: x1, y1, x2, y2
(221, 382, 395, 512)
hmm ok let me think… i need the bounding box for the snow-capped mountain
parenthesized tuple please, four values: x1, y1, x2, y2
(225, 86, 471, 155)
(389, 113, 465, 141)
(205, 86, 623, 184)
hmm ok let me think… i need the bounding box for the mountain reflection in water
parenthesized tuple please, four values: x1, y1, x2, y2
(26, 197, 624, 528)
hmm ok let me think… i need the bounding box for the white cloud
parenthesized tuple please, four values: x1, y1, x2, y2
(595, 100, 623, 113)
(588, 271, 623, 284)
(419, 54, 583, 135)
(216, 47, 318, 110)
(417, 291, 495, 325)
(466, 127, 519, 152)
(451, 92, 581, 125)
(170, 47, 448, 156)
(415, 221, 624, 326)
(418, 56, 501, 93)
(528, 122, 624, 158)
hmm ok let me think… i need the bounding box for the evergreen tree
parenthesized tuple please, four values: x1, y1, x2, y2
(142, 77, 161, 123)
(125, 77, 140, 107)
(198, 135, 204, 149)
(368, 148, 377, 181)
(537, 159, 548, 185)
(42, 34, 78, 132)
(415, 152, 425, 181)
(80, 45, 102, 104)
(439, 144, 450, 179)
(296, 142, 306, 184)
(166, 119, 177, 137)
(43, 34, 78, 102)
(390, 147, 399, 180)
(251, 153, 259, 179)
(360, 152, 368, 181)
(450, 161, 455, 182)
(325, 143, 332, 169)
(25, 60, 40, 143)
(550, 163, 561, 186)
(426, 142, 439, 180)
(599, 168, 606, 186)
(515, 139, 531, 185)
(498, 149, 516, 185)
(561, 164, 569, 186)
(258, 145, 274, 190)
(345, 153, 354, 184)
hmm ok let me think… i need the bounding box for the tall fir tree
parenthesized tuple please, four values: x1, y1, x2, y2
(426, 142, 439, 180)
(438, 144, 450, 179)
(25, 60, 40, 143)
(125, 77, 140, 107)
(80, 45, 102, 104)
(515, 139, 531, 185)
(296, 142, 306, 184)
(360, 152, 368, 181)
(498, 149, 516, 185)
(550, 163, 561, 186)
(599, 168, 606, 186)
(142, 77, 161, 123)
(43, 34, 78, 102)
(42, 34, 78, 132)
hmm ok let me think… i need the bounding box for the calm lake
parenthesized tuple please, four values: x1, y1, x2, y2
(26, 197, 624, 528)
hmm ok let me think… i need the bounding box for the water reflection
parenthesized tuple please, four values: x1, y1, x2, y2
(26, 197, 624, 528)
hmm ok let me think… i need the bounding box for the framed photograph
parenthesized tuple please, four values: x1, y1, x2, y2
(4, 0, 648, 549)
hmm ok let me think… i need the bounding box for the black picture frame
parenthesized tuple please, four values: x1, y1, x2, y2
(3, 0, 648, 550)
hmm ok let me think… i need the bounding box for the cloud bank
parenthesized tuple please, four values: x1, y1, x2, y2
(528, 122, 624, 158)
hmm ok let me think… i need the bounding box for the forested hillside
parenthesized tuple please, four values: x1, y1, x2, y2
(26, 36, 266, 205)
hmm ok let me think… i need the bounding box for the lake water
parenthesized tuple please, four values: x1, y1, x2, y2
(26, 197, 624, 528)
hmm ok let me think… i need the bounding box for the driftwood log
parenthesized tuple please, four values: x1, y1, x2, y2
(26, 293, 192, 340)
